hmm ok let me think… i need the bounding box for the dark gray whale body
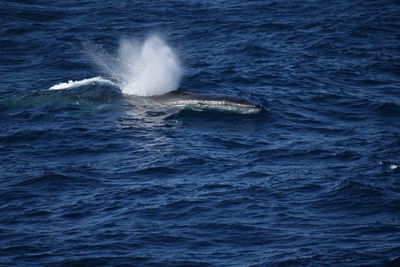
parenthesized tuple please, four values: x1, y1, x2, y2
(151, 90, 262, 114)
(48, 79, 262, 114)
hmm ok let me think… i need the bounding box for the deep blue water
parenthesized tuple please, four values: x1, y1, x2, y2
(1, 0, 400, 266)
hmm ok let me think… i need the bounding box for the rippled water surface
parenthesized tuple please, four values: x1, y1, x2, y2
(1, 0, 400, 266)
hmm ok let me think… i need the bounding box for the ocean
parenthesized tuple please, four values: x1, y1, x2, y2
(1, 0, 399, 266)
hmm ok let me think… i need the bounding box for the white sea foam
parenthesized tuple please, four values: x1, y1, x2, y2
(49, 77, 116, 90)
(389, 164, 398, 170)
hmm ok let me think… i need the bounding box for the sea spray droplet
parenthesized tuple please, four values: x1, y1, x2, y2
(87, 35, 182, 97)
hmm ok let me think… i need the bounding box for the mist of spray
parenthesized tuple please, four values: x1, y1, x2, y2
(87, 35, 182, 97)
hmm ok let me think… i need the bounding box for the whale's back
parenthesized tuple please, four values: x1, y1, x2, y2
(151, 90, 262, 114)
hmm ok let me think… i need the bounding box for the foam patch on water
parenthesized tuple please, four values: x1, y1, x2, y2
(379, 161, 399, 171)
(49, 77, 116, 90)
(389, 164, 398, 170)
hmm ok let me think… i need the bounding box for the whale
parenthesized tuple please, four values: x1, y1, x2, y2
(151, 90, 262, 114)
(49, 77, 262, 114)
